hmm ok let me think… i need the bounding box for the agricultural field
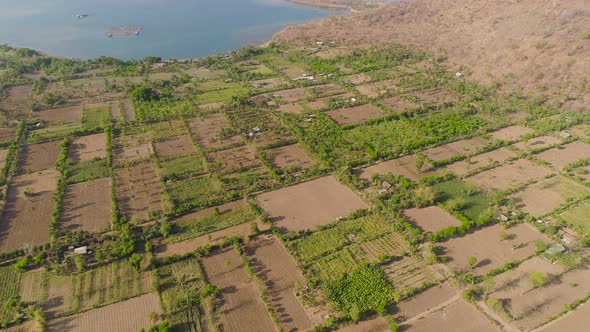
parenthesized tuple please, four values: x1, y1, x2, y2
(558, 200, 590, 232)
(402, 206, 462, 233)
(535, 142, 590, 170)
(422, 137, 489, 162)
(115, 161, 165, 222)
(357, 154, 439, 182)
(61, 178, 112, 233)
(17, 141, 61, 173)
(325, 104, 385, 126)
(489, 125, 534, 141)
(68, 133, 106, 163)
(443, 147, 516, 176)
(399, 300, 498, 332)
(466, 159, 553, 192)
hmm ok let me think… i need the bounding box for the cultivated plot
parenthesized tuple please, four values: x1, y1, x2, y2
(325, 104, 385, 126)
(115, 161, 165, 222)
(61, 178, 112, 233)
(535, 142, 590, 170)
(513, 135, 563, 152)
(207, 145, 263, 174)
(467, 159, 553, 192)
(444, 147, 516, 176)
(399, 300, 498, 332)
(268, 143, 315, 170)
(357, 155, 438, 182)
(559, 201, 590, 231)
(378, 96, 418, 113)
(402, 206, 462, 233)
(68, 133, 106, 163)
(17, 141, 61, 173)
(113, 142, 152, 164)
(35, 105, 81, 124)
(188, 113, 242, 150)
(422, 137, 489, 162)
(153, 135, 196, 159)
(489, 125, 534, 141)
(393, 282, 457, 323)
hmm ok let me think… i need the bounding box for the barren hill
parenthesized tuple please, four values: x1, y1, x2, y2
(276, 0, 590, 110)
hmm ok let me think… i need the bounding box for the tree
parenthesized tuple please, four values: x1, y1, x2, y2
(529, 271, 546, 288)
(13, 257, 28, 271)
(350, 303, 360, 323)
(129, 253, 142, 271)
(159, 221, 171, 238)
(467, 256, 478, 269)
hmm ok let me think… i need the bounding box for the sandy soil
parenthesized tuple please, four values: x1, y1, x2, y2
(538, 301, 590, 332)
(490, 126, 534, 142)
(268, 143, 315, 170)
(275, 0, 590, 110)
(153, 135, 196, 159)
(48, 293, 161, 332)
(440, 223, 545, 275)
(467, 159, 553, 192)
(422, 137, 489, 162)
(444, 147, 516, 176)
(68, 133, 106, 163)
(0, 170, 58, 250)
(61, 178, 112, 233)
(188, 114, 243, 150)
(513, 135, 563, 152)
(17, 141, 61, 173)
(325, 104, 385, 126)
(535, 142, 590, 170)
(402, 206, 462, 233)
(399, 300, 498, 332)
(256, 175, 368, 231)
(245, 235, 312, 331)
(357, 154, 438, 182)
(115, 161, 165, 222)
(201, 249, 276, 332)
(207, 145, 263, 175)
(393, 282, 457, 323)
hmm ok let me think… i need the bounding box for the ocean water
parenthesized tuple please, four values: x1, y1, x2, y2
(0, 0, 342, 60)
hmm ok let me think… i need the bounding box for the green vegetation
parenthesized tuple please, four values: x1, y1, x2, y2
(0, 266, 22, 328)
(82, 105, 110, 130)
(158, 155, 206, 181)
(66, 158, 109, 184)
(433, 178, 491, 221)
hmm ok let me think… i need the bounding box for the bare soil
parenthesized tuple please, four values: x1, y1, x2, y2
(444, 147, 516, 176)
(357, 154, 438, 182)
(35, 106, 82, 124)
(355, 79, 398, 98)
(422, 137, 489, 162)
(538, 297, 590, 332)
(467, 159, 553, 192)
(399, 300, 498, 332)
(0, 149, 7, 167)
(115, 161, 165, 222)
(411, 88, 458, 104)
(489, 126, 534, 142)
(337, 316, 389, 332)
(0, 169, 58, 250)
(153, 135, 196, 159)
(68, 133, 106, 163)
(188, 114, 243, 150)
(201, 248, 276, 332)
(207, 145, 263, 174)
(245, 235, 312, 331)
(393, 282, 457, 323)
(17, 141, 61, 173)
(535, 142, 590, 170)
(0, 85, 31, 122)
(113, 142, 152, 164)
(325, 104, 385, 126)
(268, 144, 315, 170)
(569, 125, 590, 140)
(440, 223, 545, 275)
(0, 127, 16, 142)
(277, 103, 305, 114)
(256, 175, 368, 232)
(113, 99, 135, 122)
(378, 96, 418, 113)
(61, 178, 112, 233)
(270, 88, 308, 103)
(513, 135, 563, 152)
(402, 206, 462, 233)
(48, 293, 161, 332)
(251, 77, 289, 90)
(342, 73, 372, 85)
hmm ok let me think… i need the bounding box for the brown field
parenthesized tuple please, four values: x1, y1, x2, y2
(489, 125, 534, 141)
(399, 300, 498, 332)
(48, 293, 161, 332)
(508, 176, 587, 217)
(0, 85, 31, 118)
(484, 257, 590, 331)
(245, 235, 312, 331)
(402, 206, 462, 233)
(256, 176, 368, 232)
(444, 147, 516, 176)
(310, 83, 346, 97)
(153, 135, 196, 159)
(0, 169, 58, 250)
(393, 282, 457, 323)
(337, 316, 389, 332)
(113, 99, 135, 121)
(268, 143, 315, 170)
(115, 161, 165, 222)
(201, 248, 276, 332)
(440, 223, 545, 275)
(0, 127, 16, 142)
(115, 133, 150, 148)
(68, 133, 106, 163)
(569, 124, 590, 140)
(35, 105, 82, 124)
(356, 79, 398, 98)
(513, 135, 563, 152)
(539, 299, 590, 332)
(342, 73, 372, 85)
(271, 88, 307, 103)
(44, 274, 73, 316)
(113, 142, 152, 163)
(198, 101, 225, 110)
(411, 87, 458, 104)
(61, 178, 112, 233)
(251, 77, 288, 90)
(17, 140, 61, 173)
(422, 137, 489, 162)
(20, 269, 45, 305)
(467, 159, 553, 192)
(277, 103, 305, 114)
(325, 104, 385, 126)
(378, 96, 418, 113)
(535, 142, 590, 170)
(382, 256, 439, 292)
(305, 99, 327, 111)
(0, 148, 7, 166)
(188, 113, 242, 150)
(207, 144, 263, 174)
(155, 219, 270, 259)
(357, 154, 439, 182)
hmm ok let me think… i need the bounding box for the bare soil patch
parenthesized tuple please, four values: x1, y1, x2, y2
(440, 223, 545, 275)
(270, 88, 307, 103)
(402, 206, 462, 233)
(356, 79, 398, 98)
(444, 147, 516, 176)
(201, 248, 276, 332)
(256, 176, 368, 232)
(277, 103, 305, 114)
(0, 149, 7, 167)
(18, 141, 61, 173)
(400, 300, 498, 332)
(153, 135, 196, 159)
(342, 73, 372, 85)
(0, 85, 31, 120)
(337, 316, 389, 332)
(251, 77, 288, 90)
(0, 127, 16, 142)
(378, 96, 418, 113)
(245, 235, 312, 331)
(268, 143, 315, 170)
(513, 135, 563, 152)
(61, 178, 112, 233)
(48, 293, 161, 332)
(115, 161, 165, 222)
(0, 169, 58, 250)
(325, 104, 385, 126)
(422, 137, 489, 162)
(113, 99, 135, 121)
(490, 126, 534, 141)
(68, 133, 106, 163)
(509, 176, 587, 217)
(539, 297, 590, 332)
(113, 142, 152, 164)
(35, 106, 81, 124)
(467, 159, 553, 192)
(357, 155, 438, 182)
(411, 87, 458, 104)
(569, 124, 590, 140)
(535, 142, 590, 170)
(188, 114, 242, 150)
(393, 282, 457, 323)
(207, 145, 263, 174)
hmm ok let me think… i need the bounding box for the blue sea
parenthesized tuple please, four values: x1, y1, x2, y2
(0, 0, 342, 60)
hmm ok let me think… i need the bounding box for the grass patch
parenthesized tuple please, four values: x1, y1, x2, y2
(159, 155, 206, 181)
(433, 178, 490, 221)
(82, 105, 110, 130)
(67, 158, 109, 184)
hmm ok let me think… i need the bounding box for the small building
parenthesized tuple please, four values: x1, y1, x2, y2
(545, 243, 566, 256)
(559, 228, 578, 244)
(498, 214, 509, 222)
(73, 246, 88, 255)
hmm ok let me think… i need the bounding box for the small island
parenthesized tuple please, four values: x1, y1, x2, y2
(105, 26, 142, 38)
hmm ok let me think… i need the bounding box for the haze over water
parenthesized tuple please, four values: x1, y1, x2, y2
(0, 0, 342, 60)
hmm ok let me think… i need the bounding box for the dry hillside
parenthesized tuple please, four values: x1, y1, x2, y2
(276, 0, 590, 110)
